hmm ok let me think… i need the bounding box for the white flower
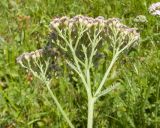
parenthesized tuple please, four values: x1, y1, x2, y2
(149, 2, 160, 16)
(24, 53, 30, 60)
(50, 18, 60, 28)
(16, 55, 23, 64)
(152, 10, 160, 16)
(35, 50, 41, 58)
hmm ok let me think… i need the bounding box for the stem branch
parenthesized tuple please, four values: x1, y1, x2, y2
(94, 52, 119, 96)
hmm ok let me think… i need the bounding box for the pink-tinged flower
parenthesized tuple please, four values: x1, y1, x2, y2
(149, 2, 160, 16)
(24, 53, 30, 60)
(152, 10, 160, 16)
(16, 49, 45, 63)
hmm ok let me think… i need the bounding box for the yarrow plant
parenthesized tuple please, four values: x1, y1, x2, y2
(17, 15, 140, 128)
(149, 2, 160, 16)
(148, 2, 160, 36)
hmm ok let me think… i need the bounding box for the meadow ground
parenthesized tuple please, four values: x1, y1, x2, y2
(0, 0, 160, 128)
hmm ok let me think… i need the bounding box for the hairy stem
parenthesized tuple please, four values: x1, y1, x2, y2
(28, 59, 74, 128)
(94, 52, 119, 96)
(44, 80, 75, 128)
(87, 96, 95, 128)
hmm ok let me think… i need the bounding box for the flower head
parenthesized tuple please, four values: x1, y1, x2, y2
(149, 2, 160, 16)
(16, 49, 44, 64)
(49, 16, 139, 42)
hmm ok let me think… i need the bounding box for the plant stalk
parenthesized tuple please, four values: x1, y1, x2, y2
(45, 81, 75, 128)
(94, 52, 119, 96)
(87, 96, 95, 128)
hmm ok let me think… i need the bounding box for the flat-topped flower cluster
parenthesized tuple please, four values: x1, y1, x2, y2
(149, 2, 160, 16)
(50, 15, 140, 41)
(17, 15, 140, 64)
(16, 49, 44, 64)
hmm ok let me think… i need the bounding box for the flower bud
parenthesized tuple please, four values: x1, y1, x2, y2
(93, 20, 98, 26)
(68, 21, 74, 29)
(86, 22, 92, 28)
(83, 19, 89, 26)
(30, 52, 36, 59)
(24, 53, 30, 61)
(60, 16, 69, 22)
(16, 55, 23, 64)
(50, 18, 61, 28)
(35, 50, 41, 58)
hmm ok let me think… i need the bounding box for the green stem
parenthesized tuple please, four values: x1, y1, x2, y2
(94, 52, 119, 96)
(155, 82, 160, 128)
(45, 80, 74, 128)
(27, 59, 74, 128)
(87, 96, 95, 128)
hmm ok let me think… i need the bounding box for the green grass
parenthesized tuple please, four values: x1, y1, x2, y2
(0, 0, 160, 127)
